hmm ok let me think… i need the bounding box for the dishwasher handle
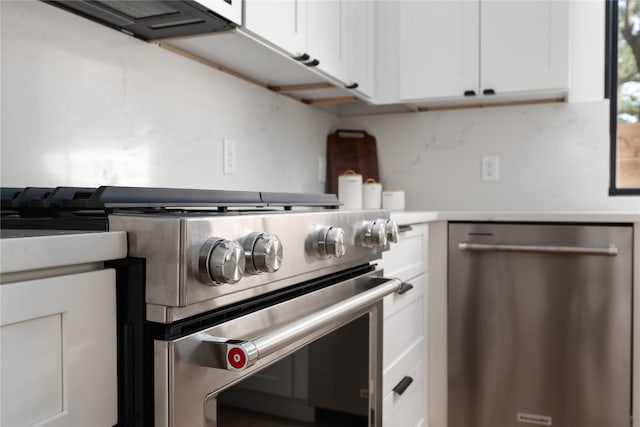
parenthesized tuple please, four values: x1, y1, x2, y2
(199, 277, 403, 371)
(458, 242, 618, 257)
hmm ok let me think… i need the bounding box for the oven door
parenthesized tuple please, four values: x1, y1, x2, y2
(153, 268, 401, 427)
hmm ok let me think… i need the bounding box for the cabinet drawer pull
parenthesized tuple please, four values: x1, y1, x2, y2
(393, 376, 414, 395)
(304, 59, 320, 67)
(345, 82, 359, 90)
(397, 282, 414, 295)
(293, 53, 310, 61)
(463, 90, 476, 96)
(483, 88, 496, 95)
(398, 225, 413, 233)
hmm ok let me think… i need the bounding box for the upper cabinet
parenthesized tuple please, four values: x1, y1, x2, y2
(379, 0, 569, 106)
(242, 0, 373, 98)
(398, 1, 479, 101)
(243, 0, 307, 58)
(305, 0, 348, 83)
(480, 1, 569, 95)
(42, 0, 573, 109)
(345, 0, 376, 97)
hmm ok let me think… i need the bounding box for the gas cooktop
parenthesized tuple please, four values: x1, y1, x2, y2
(1, 186, 341, 230)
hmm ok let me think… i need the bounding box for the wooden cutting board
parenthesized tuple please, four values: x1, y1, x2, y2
(326, 129, 379, 194)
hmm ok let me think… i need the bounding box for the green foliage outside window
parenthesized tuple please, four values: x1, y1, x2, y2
(617, 0, 640, 123)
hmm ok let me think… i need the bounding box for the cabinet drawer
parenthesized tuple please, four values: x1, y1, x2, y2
(383, 293, 426, 372)
(383, 333, 425, 397)
(383, 273, 427, 321)
(381, 223, 428, 280)
(383, 357, 427, 427)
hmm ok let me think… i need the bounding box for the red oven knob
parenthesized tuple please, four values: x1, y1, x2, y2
(241, 232, 284, 274)
(315, 226, 346, 259)
(199, 237, 246, 285)
(359, 219, 388, 248)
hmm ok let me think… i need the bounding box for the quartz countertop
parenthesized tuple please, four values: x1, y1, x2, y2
(1, 230, 128, 275)
(390, 211, 640, 225)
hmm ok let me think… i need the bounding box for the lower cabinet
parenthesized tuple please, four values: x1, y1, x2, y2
(0, 269, 118, 427)
(380, 222, 429, 426)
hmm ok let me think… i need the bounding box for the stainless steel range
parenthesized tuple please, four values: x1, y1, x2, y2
(1, 186, 402, 427)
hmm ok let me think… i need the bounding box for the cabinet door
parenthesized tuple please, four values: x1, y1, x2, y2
(243, 0, 307, 58)
(480, 0, 569, 94)
(1, 270, 117, 426)
(346, 0, 375, 98)
(306, 0, 348, 82)
(399, 0, 479, 101)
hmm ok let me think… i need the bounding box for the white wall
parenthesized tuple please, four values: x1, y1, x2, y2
(339, 1, 640, 212)
(0, 1, 337, 193)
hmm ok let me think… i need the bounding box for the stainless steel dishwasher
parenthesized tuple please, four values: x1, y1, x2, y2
(448, 222, 633, 427)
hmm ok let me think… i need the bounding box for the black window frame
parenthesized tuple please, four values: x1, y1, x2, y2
(606, 0, 640, 195)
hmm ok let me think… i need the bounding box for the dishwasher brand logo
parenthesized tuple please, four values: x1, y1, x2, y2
(517, 412, 552, 426)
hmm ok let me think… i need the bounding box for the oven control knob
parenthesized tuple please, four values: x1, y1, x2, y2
(242, 232, 283, 274)
(316, 226, 346, 259)
(385, 220, 400, 244)
(359, 219, 388, 248)
(199, 238, 246, 285)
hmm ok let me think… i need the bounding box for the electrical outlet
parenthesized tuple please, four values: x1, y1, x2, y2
(318, 157, 326, 183)
(482, 155, 499, 181)
(223, 139, 236, 174)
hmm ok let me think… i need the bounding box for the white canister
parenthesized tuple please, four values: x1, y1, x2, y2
(382, 190, 405, 211)
(338, 170, 363, 209)
(362, 179, 382, 209)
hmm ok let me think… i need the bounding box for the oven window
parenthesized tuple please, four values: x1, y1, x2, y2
(216, 315, 370, 427)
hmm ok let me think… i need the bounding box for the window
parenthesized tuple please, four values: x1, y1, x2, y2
(607, 0, 640, 195)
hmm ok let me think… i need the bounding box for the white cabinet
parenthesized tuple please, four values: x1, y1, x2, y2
(379, 223, 429, 426)
(243, 0, 342, 78)
(0, 230, 126, 427)
(242, 0, 375, 98)
(306, 0, 347, 83)
(480, 0, 569, 94)
(398, 1, 479, 101)
(380, 0, 569, 104)
(1, 270, 118, 427)
(243, 0, 307, 58)
(346, 0, 376, 97)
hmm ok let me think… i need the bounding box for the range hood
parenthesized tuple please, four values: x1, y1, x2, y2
(43, 0, 241, 41)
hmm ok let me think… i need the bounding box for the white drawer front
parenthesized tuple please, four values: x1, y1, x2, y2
(383, 294, 426, 371)
(381, 224, 428, 281)
(384, 273, 427, 321)
(383, 357, 427, 427)
(383, 334, 425, 397)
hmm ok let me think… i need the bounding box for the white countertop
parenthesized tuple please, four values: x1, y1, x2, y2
(390, 211, 640, 225)
(0, 230, 128, 275)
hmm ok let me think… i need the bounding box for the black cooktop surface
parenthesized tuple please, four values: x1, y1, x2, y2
(1, 186, 340, 230)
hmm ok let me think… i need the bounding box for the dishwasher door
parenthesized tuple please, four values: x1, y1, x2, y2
(448, 222, 633, 427)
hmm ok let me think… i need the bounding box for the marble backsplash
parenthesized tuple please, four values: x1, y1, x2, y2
(1, 1, 337, 194)
(339, 101, 640, 212)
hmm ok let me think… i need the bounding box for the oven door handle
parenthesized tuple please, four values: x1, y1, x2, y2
(198, 277, 402, 371)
